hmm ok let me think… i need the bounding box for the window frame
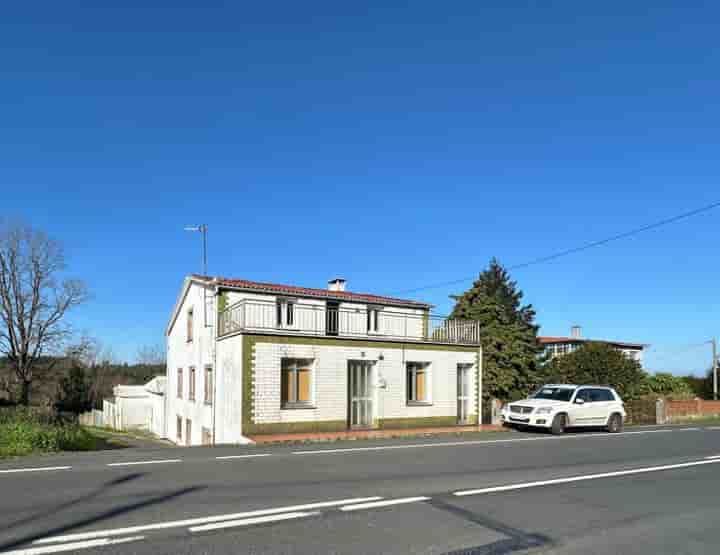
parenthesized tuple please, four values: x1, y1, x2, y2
(280, 358, 314, 409)
(204, 365, 213, 405)
(276, 298, 297, 329)
(406, 361, 432, 405)
(366, 306, 383, 334)
(186, 307, 194, 343)
(177, 368, 183, 399)
(189, 366, 196, 401)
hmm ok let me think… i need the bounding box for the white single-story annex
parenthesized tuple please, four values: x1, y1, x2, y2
(101, 376, 166, 435)
(165, 275, 483, 446)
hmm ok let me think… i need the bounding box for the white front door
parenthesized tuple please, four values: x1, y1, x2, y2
(457, 365, 471, 424)
(348, 361, 374, 429)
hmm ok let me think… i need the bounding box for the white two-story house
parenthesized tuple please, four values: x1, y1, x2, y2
(166, 275, 483, 445)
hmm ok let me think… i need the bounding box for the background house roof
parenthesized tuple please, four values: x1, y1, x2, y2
(193, 275, 433, 309)
(538, 336, 647, 349)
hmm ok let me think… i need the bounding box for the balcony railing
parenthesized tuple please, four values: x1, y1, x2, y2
(218, 299, 481, 346)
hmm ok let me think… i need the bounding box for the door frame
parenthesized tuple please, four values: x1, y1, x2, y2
(457, 364, 471, 425)
(347, 360, 375, 430)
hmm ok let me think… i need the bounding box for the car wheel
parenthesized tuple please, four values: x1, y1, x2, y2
(606, 413, 624, 433)
(551, 414, 567, 435)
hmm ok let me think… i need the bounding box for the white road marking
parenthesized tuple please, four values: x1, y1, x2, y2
(340, 497, 430, 512)
(292, 427, 701, 455)
(704, 455, 720, 460)
(190, 511, 318, 532)
(4, 535, 144, 554)
(33, 497, 383, 544)
(106, 459, 182, 467)
(454, 458, 720, 497)
(215, 454, 272, 460)
(0, 466, 71, 475)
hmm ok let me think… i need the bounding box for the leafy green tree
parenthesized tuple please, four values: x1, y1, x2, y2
(56, 365, 92, 414)
(682, 370, 715, 399)
(450, 258, 541, 401)
(541, 342, 647, 400)
(644, 372, 693, 398)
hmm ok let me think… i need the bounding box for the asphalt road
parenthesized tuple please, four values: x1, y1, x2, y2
(1, 424, 719, 554)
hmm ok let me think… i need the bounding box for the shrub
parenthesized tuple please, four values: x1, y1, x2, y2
(0, 408, 97, 458)
(644, 372, 694, 399)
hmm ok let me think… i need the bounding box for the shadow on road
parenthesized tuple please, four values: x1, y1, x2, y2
(0, 472, 145, 535)
(428, 498, 554, 555)
(0, 475, 205, 552)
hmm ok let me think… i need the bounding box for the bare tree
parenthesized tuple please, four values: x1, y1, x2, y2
(136, 343, 166, 366)
(0, 223, 88, 405)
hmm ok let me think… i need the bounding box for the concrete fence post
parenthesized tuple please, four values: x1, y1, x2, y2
(656, 398, 666, 425)
(491, 399, 502, 425)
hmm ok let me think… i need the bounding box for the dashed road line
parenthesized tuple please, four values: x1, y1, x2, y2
(106, 459, 182, 467)
(190, 511, 319, 532)
(4, 535, 144, 554)
(215, 454, 272, 460)
(340, 497, 431, 512)
(453, 458, 720, 497)
(0, 466, 71, 475)
(33, 497, 383, 545)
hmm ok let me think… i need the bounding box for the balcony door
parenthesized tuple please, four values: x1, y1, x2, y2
(348, 360, 374, 429)
(326, 301, 339, 336)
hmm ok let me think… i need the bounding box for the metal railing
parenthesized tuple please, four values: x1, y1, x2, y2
(218, 299, 481, 345)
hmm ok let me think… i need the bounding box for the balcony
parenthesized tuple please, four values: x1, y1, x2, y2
(218, 299, 481, 346)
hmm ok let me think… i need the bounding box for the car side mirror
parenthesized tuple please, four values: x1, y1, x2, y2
(575, 398, 585, 405)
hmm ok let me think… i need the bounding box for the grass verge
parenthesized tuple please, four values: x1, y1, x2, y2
(0, 409, 124, 459)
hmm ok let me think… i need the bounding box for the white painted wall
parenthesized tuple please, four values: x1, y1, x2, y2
(166, 280, 216, 445)
(144, 377, 166, 438)
(214, 333, 246, 444)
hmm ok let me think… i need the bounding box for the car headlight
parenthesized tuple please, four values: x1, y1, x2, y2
(535, 407, 554, 414)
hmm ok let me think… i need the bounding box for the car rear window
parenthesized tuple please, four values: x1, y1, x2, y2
(532, 387, 575, 401)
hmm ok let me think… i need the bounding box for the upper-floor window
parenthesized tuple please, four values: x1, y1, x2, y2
(177, 368, 183, 399)
(276, 298, 295, 328)
(187, 307, 194, 342)
(367, 307, 382, 333)
(189, 367, 196, 401)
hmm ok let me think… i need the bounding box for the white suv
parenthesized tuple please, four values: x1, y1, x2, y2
(501, 384, 625, 435)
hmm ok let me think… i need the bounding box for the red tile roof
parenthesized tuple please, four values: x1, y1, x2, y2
(192, 275, 432, 308)
(538, 336, 646, 349)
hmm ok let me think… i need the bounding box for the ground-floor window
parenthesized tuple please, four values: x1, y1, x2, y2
(201, 427, 212, 445)
(176, 415, 182, 442)
(406, 362, 431, 404)
(185, 418, 192, 446)
(281, 358, 313, 407)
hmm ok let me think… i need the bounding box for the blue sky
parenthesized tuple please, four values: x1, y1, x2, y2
(1, 2, 718, 373)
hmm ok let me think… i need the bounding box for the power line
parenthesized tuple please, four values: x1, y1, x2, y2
(390, 199, 720, 296)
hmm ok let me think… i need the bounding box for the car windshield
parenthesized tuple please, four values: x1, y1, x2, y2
(532, 387, 575, 402)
